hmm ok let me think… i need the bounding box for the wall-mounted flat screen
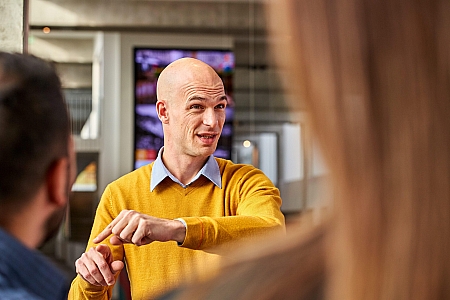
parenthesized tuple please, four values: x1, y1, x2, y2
(133, 48, 235, 169)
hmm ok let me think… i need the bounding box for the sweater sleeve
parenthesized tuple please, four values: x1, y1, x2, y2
(180, 166, 285, 250)
(68, 185, 125, 300)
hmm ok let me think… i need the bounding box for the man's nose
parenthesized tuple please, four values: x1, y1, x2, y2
(203, 109, 218, 126)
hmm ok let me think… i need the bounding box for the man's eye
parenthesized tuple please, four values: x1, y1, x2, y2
(215, 104, 226, 109)
(190, 104, 203, 109)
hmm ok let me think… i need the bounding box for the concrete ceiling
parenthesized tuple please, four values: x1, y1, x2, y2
(27, 0, 305, 119)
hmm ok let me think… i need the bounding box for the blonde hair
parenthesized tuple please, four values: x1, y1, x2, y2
(269, 0, 450, 299)
(164, 0, 450, 299)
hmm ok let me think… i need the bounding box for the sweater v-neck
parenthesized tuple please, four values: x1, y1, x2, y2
(165, 175, 212, 196)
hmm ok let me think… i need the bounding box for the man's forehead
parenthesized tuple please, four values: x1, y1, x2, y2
(158, 59, 225, 102)
(178, 74, 224, 92)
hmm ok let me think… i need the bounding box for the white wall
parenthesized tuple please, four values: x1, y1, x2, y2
(0, 0, 24, 52)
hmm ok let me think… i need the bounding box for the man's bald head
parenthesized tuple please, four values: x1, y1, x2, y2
(156, 57, 223, 105)
(154, 57, 227, 160)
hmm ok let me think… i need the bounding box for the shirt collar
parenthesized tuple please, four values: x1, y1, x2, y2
(150, 147, 222, 191)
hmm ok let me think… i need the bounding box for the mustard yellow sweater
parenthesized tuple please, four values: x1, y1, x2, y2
(69, 158, 285, 299)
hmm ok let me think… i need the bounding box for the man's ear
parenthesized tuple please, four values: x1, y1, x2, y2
(46, 157, 70, 207)
(156, 100, 169, 124)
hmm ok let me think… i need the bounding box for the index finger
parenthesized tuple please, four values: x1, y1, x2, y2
(93, 224, 113, 244)
(93, 210, 129, 244)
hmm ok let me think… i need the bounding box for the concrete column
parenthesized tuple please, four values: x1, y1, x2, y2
(0, 0, 25, 52)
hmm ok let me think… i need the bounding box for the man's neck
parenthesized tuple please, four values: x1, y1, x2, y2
(161, 150, 209, 185)
(3, 190, 49, 249)
(3, 211, 43, 249)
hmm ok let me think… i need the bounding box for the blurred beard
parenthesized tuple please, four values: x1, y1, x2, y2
(39, 164, 71, 247)
(40, 202, 68, 247)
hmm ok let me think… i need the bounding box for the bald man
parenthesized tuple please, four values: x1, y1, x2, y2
(68, 58, 285, 300)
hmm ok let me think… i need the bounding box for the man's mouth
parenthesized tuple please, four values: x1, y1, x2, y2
(197, 134, 217, 139)
(196, 132, 220, 144)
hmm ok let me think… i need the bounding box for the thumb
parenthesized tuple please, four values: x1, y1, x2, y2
(111, 260, 124, 274)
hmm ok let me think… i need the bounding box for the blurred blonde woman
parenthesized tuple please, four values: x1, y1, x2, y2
(159, 0, 450, 299)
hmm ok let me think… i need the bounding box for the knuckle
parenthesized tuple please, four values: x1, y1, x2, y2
(89, 267, 100, 276)
(79, 272, 94, 284)
(75, 258, 82, 267)
(97, 261, 109, 271)
(78, 253, 88, 263)
(83, 273, 93, 281)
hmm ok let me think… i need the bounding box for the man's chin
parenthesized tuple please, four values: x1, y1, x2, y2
(39, 204, 68, 248)
(200, 147, 217, 157)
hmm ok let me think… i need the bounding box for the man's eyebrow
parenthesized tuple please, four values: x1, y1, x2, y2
(186, 95, 228, 102)
(187, 96, 206, 102)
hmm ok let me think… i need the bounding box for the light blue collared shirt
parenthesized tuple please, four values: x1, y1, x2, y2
(150, 148, 222, 191)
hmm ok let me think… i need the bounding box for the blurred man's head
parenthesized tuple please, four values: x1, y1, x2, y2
(0, 52, 75, 247)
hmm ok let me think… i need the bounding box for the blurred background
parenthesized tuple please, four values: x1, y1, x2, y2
(2, 0, 331, 298)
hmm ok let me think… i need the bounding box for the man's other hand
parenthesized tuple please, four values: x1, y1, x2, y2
(75, 244, 124, 286)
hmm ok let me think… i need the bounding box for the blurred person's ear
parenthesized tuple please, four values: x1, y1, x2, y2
(46, 157, 71, 207)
